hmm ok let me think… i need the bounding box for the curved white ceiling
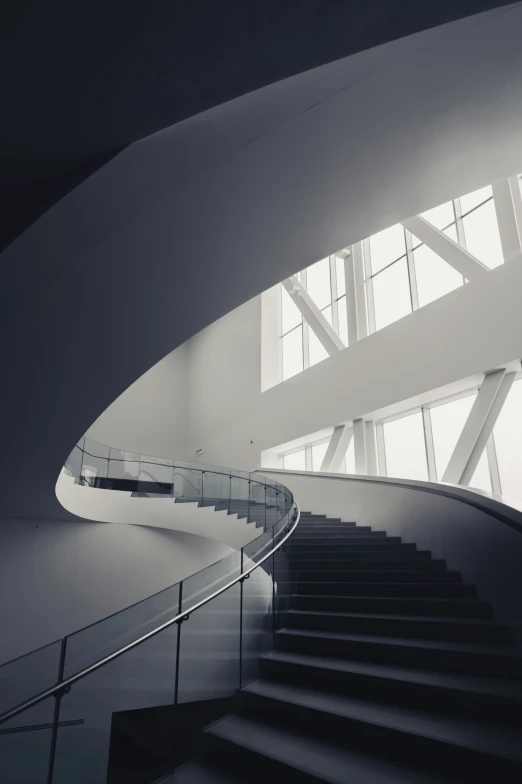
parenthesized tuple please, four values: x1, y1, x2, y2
(1, 5, 522, 519)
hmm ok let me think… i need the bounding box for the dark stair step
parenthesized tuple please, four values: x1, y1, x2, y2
(295, 582, 476, 598)
(291, 537, 404, 548)
(167, 760, 247, 784)
(204, 713, 456, 784)
(237, 680, 522, 781)
(290, 551, 431, 563)
(282, 609, 511, 645)
(293, 533, 388, 541)
(276, 628, 522, 677)
(294, 527, 375, 536)
(290, 594, 492, 618)
(260, 651, 522, 722)
(291, 544, 416, 555)
(294, 569, 456, 583)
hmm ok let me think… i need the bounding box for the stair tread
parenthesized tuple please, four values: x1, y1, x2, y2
(242, 679, 522, 761)
(285, 609, 502, 626)
(167, 761, 247, 784)
(277, 628, 522, 657)
(208, 713, 455, 784)
(292, 594, 482, 603)
(263, 651, 522, 700)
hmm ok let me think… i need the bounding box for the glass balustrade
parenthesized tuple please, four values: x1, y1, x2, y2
(2, 439, 297, 783)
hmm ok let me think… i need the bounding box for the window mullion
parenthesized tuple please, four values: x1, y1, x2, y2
(422, 407, 437, 481)
(363, 238, 376, 334)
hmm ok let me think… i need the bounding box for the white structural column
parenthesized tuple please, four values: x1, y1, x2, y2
(364, 420, 378, 475)
(402, 216, 489, 280)
(320, 423, 353, 472)
(508, 176, 522, 240)
(342, 242, 368, 343)
(353, 418, 367, 475)
(442, 369, 516, 486)
(282, 276, 344, 356)
(492, 179, 522, 262)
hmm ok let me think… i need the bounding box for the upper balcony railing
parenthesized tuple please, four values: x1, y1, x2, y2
(64, 437, 289, 529)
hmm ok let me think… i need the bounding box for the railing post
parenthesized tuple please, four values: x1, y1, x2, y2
(46, 637, 68, 784)
(174, 582, 183, 705)
(239, 549, 244, 688)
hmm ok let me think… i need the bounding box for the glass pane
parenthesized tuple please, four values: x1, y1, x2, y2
(337, 295, 348, 346)
(444, 223, 458, 241)
(372, 258, 412, 331)
(282, 326, 303, 380)
(369, 224, 406, 274)
(308, 328, 329, 367)
(493, 379, 522, 502)
(460, 185, 492, 215)
(202, 470, 231, 507)
(383, 412, 428, 481)
(53, 624, 178, 784)
(83, 438, 110, 459)
(0, 640, 62, 716)
(281, 286, 302, 334)
(138, 455, 173, 489)
(248, 480, 266, 529)
(463, 200, 503, 268)
(172, 465, 203, 502)
(63, 444, 83, 482)
(64, 584, 181, 679)
(322, 305, 332, 324)
(107, 449, 139, 482)
(335, 256, 346, 297)
(414, 244, 463, 308)
(240, 555, 273, 687)
(0, 713, 53, 784)
(182, 551, 241, 613)
(311, 441, 329, 471)
(305, 257, 331, 309)
(283, 450, 306, 471)
(430, 394, 475, 480)
(230, 475, 249, 520)
(177, 583, 241, 704)
(420, 201, 455, 229)
(469, 450, 491, 493)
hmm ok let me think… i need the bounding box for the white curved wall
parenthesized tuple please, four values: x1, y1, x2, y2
(56, 472, 260, 549)
(2, 7, 522, 519)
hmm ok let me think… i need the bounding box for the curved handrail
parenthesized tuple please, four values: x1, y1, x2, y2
(0, 503, 299, 725)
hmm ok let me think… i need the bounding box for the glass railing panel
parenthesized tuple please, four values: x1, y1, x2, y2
(172, 464, 203, 503)
(0, 698, 55, 784)
(230, 474, 250, 520)
(201, 470, 231, 510)
(248, 480, 266, 529)
(106, 449, 140, 483)
(176, 582, 241, 705)
(63, 443, 83, 482)
(52, 623, 179, 784)
(63, 584, 180, 680)
(181, 551, 241, 613)
(0, 640, 62, 717)
(138, 455, 173, 483)
(240, 552, 274, 688)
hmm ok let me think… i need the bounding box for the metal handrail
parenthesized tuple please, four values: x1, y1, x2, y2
(0, 504, 300, 726)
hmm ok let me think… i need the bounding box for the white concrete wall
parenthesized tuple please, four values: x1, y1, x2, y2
(86, 343, 190, 459)
(87, 253, 522, 475)
(0, 518, 232, 664)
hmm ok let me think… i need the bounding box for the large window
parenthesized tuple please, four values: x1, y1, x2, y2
(277, 181, 507, 383)
(382, 412, 428, 481)
(275, 373, 522, 504)
(279, 257, 348, 380)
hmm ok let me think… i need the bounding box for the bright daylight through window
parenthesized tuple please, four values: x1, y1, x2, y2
(270, 175, 522, 505)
